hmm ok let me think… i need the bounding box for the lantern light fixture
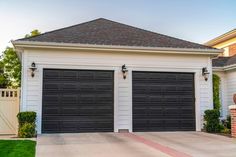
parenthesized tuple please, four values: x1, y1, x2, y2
(29, 62, 37, 77)
(202, 67, 210, 81)
(121, 64, 128, 79)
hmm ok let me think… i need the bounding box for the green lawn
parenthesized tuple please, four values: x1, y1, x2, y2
(0, 140, 36, 157)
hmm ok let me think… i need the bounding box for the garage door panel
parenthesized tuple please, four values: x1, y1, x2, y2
(133, 119, 148, 129)
(61, 71, 78, 80)
(133, 96, 148, 103)
(133, 71, 195, 132)
(42, 69, 114, 133)
(43, 83, 60, 91)
(42, 121, 60, 133)
(149, 97, 163, 103)
(95, 84, 113, 91)
(95, 72, 113, 79)
(161, 97, 179, 102)
(43, 95, 60, 104)
(43, 70, 60, 79)
(61, 83, 78, 91)
(61, 95, 78, 104)
(133, 108, 148, 115)
(78, 109, 113, 115)
(43, 107, 60, 114)
(78, 71, 95, 80)
(43, 115, 113, 120)
(181, 120, 195, 128)
(149, 120, 164, 129)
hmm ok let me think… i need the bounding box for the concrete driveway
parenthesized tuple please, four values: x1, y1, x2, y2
(136, 132, 236, 157)
(36, 133, 170, 157)
(36, 132, 236, 157)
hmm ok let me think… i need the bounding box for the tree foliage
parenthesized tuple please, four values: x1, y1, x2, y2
(0, 47, 21, 87)
(213, 74, 221, 111)
(0, 61, 9, 88)
(0, 30, 41, 88)
(25, 29, 41, 38)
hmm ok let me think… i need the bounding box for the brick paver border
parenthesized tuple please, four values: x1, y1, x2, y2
(122, 133, 192, 157)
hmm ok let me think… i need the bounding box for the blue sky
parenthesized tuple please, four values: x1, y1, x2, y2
(0, 0, 236, 52)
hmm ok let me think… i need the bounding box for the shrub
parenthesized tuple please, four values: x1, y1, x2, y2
(17, 112, 36, 127)
(17, 111, 36, 138)
(220, 127, 231, 134)
(204, 109, 221, 133)
(18, 123, 36, 138)
(226, 115, 231, 129)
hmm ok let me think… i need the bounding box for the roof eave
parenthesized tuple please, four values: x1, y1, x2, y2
(12, 41, 222, 56)
(213, 64, 236, 71)
(212, 67, 225, 72)
(205, 29, 236, 46)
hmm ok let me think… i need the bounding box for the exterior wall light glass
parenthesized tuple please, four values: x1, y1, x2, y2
(121, 64, 128, 79)
(29, 62, 37, 77)
(202, 67, 210, 81)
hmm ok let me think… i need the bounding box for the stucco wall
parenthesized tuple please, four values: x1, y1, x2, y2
(20, 48, 213, 133)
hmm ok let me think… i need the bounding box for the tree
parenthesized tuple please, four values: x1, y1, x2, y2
(1, 47, 21, 87)
(25, 29, 41, 38)
(0, 61, 9, 88)
(0, 30, 41, 88)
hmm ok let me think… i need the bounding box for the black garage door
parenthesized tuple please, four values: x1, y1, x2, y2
(133, 72, 195, 132)
(42, 69, 114, 133)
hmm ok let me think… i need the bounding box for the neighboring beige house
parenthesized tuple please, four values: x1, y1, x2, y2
(206, 29, 236, 118)
(13, 18, 221, 134)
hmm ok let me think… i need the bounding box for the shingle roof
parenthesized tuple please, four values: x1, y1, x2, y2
(212, 55, 236, 67)
(17, 18, 216, 50)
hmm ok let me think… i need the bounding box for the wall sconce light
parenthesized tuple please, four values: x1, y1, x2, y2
(202, 67, 210, 81)
(29, 62, 37, 77)
(121, 64, 128, 79)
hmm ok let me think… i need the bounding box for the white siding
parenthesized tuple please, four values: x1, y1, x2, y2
(214, 70, 236, 118)
(226, 70, 236, 115)
(21, 49, 213, 133)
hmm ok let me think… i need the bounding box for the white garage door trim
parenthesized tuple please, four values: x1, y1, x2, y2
(37, 64, 119, 134)
(129, 67, 201, 132)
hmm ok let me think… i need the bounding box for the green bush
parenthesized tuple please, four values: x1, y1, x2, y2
(226, 115, 231, 129)
(220, 127, 231, 134)
(18, 123, 36, 138)
(17, 112, 36, 127)
(17, 111, 36, 138)
(204, 109, 221, 133)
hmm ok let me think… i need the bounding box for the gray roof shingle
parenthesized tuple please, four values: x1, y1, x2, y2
(212, 55, 236, 67)
(17, 18, 216, 50)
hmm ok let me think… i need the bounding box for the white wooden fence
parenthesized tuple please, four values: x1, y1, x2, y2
(0, 88, 20, 135)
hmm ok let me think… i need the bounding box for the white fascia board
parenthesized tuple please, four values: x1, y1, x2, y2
(212, 67, 224, 72)
(224, 64, 236, 71)
(213, 64, 236, 72)
(12, 41, 223, 56)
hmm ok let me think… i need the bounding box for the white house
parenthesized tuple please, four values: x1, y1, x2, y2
(13, 18, 221, 134)
(206, 29, 236, 119)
